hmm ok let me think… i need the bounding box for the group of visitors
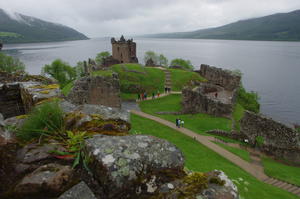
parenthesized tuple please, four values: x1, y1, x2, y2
(164, 87, 171, 93)
(138, 91, 161, 101)
(175, 118, 184, 128)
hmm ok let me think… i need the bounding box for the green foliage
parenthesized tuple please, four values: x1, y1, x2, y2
(74, 61, 85, 78)
(92, 70, 113, 77)
(130, 114, 299, 199)
(61, 81, 74, 96)
(144, 51, 159, 65)
(95, 51, 111, 65)
(170, 58, 194, 70)
(255, 136, 264, 147)
(0, 52, 25, 73)
(169, 69, 206, 91)
(232, 103, 245, 131)
(237, 85, 260, 113)
(262, 157, 300, 186)
(158, 54, 168, 67)
(17, 100, 64, 141)
(42, 59, 76, 88)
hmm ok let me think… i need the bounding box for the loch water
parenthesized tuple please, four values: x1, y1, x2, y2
(3, 37, 300, 125)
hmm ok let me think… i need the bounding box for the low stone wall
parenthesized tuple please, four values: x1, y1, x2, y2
(182, 84, 233, 117)
(197, 64, 241, 91)
(241, 111, 300, 164)
(206, 130, 248, 142)
(67, 74, 121, 108)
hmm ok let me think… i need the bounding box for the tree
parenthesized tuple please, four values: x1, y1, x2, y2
(95, 51, 111, 65)
(170, 58, 194, 70)
(74, 61, 85, 78)
(0, 52, 25, 73)
(42, 59, 76, 88)
(158, 54, 168, 67)
(144, 51, 159, 65)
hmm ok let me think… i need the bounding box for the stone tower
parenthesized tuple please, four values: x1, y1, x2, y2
(111, 36, 138, 64)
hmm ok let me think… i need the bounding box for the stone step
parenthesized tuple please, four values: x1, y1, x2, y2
(263, 178, 273, 183)
(268, 178, 278, 185)
(278, 182, 289, 189)
(281, 183, 293, 190)
(287, 186, 298, 192)
(292, 188, 300, 195)
(273, 181, 284, 187)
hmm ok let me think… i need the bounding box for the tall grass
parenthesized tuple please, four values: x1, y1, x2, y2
(17, 100, 65, 141)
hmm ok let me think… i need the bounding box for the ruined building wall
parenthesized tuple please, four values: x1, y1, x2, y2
(111, 37, 138, 64)
(241, 111, 300, 164)
(67, 74, 121, 108)
(198, 64, 241, 91)
(0, 84, 25, 119)
(182, 85, 234, 117)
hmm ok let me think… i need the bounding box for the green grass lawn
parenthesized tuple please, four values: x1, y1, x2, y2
(262, 157, 300, 186)
(111, 64, 165, 100)
(232, 103, 245, 131)
(214, 142, 251, 162)
(168, 69, 206, 91)
(92, 70, 114, 77)
(130, 114, 299, 199)
(139, 94, 232, 134)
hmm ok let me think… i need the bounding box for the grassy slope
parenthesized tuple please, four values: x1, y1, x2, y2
(139, 94, 232, 134)
(168, 69, 206, 91)
(130, 114, 299, 199)
(262, 157, 300, 186)
(111, 64, 165, 100)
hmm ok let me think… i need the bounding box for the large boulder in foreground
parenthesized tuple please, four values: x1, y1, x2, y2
(84, 135, 185, 198)
(67, 74, 121, 108)
(58, 181, 97, 199)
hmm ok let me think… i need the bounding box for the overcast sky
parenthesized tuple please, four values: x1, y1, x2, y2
(1, 0, 300, 37)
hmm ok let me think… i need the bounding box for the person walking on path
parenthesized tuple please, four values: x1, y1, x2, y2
(144, 92, 147, 100)
(152, 92, 155, 99)
(181, 120, 185, 127)
(137, 93, 141, 101)
(157, 90, 160, 98)
(175, 118, 179, 127)
(178, 119, 181, 128)
(141, 93, 144, 100)
(215, 92, 218, 98)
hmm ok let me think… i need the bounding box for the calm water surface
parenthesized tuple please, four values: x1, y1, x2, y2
(3, 38, 300, 125)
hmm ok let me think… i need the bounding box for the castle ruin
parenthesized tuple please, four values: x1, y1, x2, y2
(111, 35, 138, 64)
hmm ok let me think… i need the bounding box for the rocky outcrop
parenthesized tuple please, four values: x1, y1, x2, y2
(67, 75, 121, 108)
(182, 83, 235, 117)
(102, 56, 120, 68)
(14, 163, 76, 198)
(58, 181, 97, 199)
(241, 111, 300, 164)
(0, 71, 54, 84)
(84, 134, 185, 198)
(197, 64, 241, 91)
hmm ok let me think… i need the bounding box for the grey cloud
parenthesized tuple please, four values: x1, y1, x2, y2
(1, 0, 300, 37)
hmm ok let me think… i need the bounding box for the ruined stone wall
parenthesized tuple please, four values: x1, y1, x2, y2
(241, 111, 300, 163)
(0, 84, 25, 119)
(67, 74, 121, 108)
(182, 85, 233, 117)
(197, 64, 241, 91)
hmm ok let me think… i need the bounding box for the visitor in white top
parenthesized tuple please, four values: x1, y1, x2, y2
(181, 120, 185, 127)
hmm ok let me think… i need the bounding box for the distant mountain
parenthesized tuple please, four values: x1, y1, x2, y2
(144, 10, 300, 41)
(0, 8, 88, 44)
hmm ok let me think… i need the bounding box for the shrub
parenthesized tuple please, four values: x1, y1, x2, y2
(17, 100, 64, 141)
(237, 85, 260, 113)
(255, 136, 264, 147)
(95, 51, 111, 65)
(144, 51, 159, 65)
(170, 58, 194, 70)
(42, 59, 76, 88)
(0, 52, 25, 73)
